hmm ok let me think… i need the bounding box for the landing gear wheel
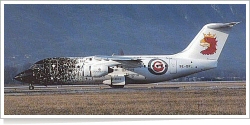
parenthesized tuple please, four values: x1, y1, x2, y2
(29, 84, 34, 90)
(109, 85, 124, 88)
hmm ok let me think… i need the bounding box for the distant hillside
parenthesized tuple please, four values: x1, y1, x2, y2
(4, 4, 246, 84)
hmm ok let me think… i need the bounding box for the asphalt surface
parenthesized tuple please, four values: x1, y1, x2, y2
(4, 81, 246, 96)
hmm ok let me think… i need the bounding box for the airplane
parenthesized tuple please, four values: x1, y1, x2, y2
(13, 22, 239, 90)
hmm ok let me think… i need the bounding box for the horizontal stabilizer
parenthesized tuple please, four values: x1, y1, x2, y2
(207, 22, 240, 29)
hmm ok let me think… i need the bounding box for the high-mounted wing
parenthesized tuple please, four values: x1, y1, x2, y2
(94, 55, 140, 61)
(94, 55, 143, 68)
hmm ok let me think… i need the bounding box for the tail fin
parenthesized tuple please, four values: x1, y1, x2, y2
(175, 22, 239, 60)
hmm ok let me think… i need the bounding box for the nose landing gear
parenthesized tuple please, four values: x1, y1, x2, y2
(29, 84, 34, 90)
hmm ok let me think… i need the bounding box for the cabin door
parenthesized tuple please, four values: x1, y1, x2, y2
(170, 59, 177, 74)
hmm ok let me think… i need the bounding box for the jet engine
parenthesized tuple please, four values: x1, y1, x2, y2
(83, 65, 113, 77)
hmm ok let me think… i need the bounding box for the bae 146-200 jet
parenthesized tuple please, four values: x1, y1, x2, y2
(14, 22, 239, 90)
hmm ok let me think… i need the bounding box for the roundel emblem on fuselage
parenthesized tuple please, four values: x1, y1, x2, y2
(148, 59, 168, 75)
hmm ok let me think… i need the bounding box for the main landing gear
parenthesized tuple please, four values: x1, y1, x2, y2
(29, 83, 35, 90)
(109, 85, 125, 88)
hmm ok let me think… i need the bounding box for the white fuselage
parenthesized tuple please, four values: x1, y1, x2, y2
(76, 55, 217, 85)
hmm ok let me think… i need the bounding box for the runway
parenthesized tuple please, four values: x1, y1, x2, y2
(4, 81, 246, 96)
(4, 81, 246, 115)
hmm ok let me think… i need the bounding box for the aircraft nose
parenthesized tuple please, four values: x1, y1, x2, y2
(13, 69, 35, 83)
(13, 72, 25, 82)
(13, 73, 21, 81)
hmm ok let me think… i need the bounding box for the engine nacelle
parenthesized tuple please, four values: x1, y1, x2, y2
(84, 65, 113, 77)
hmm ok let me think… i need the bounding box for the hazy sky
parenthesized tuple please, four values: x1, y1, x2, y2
(4, 4, 246, 76)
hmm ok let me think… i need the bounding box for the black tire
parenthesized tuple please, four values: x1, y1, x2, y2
(109, 85, 124, 88)
(29, 85, 34, 90)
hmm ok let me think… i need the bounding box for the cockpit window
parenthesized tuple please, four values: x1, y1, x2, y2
(30, 64, 43, 69)
(34, 60, 44, 64)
